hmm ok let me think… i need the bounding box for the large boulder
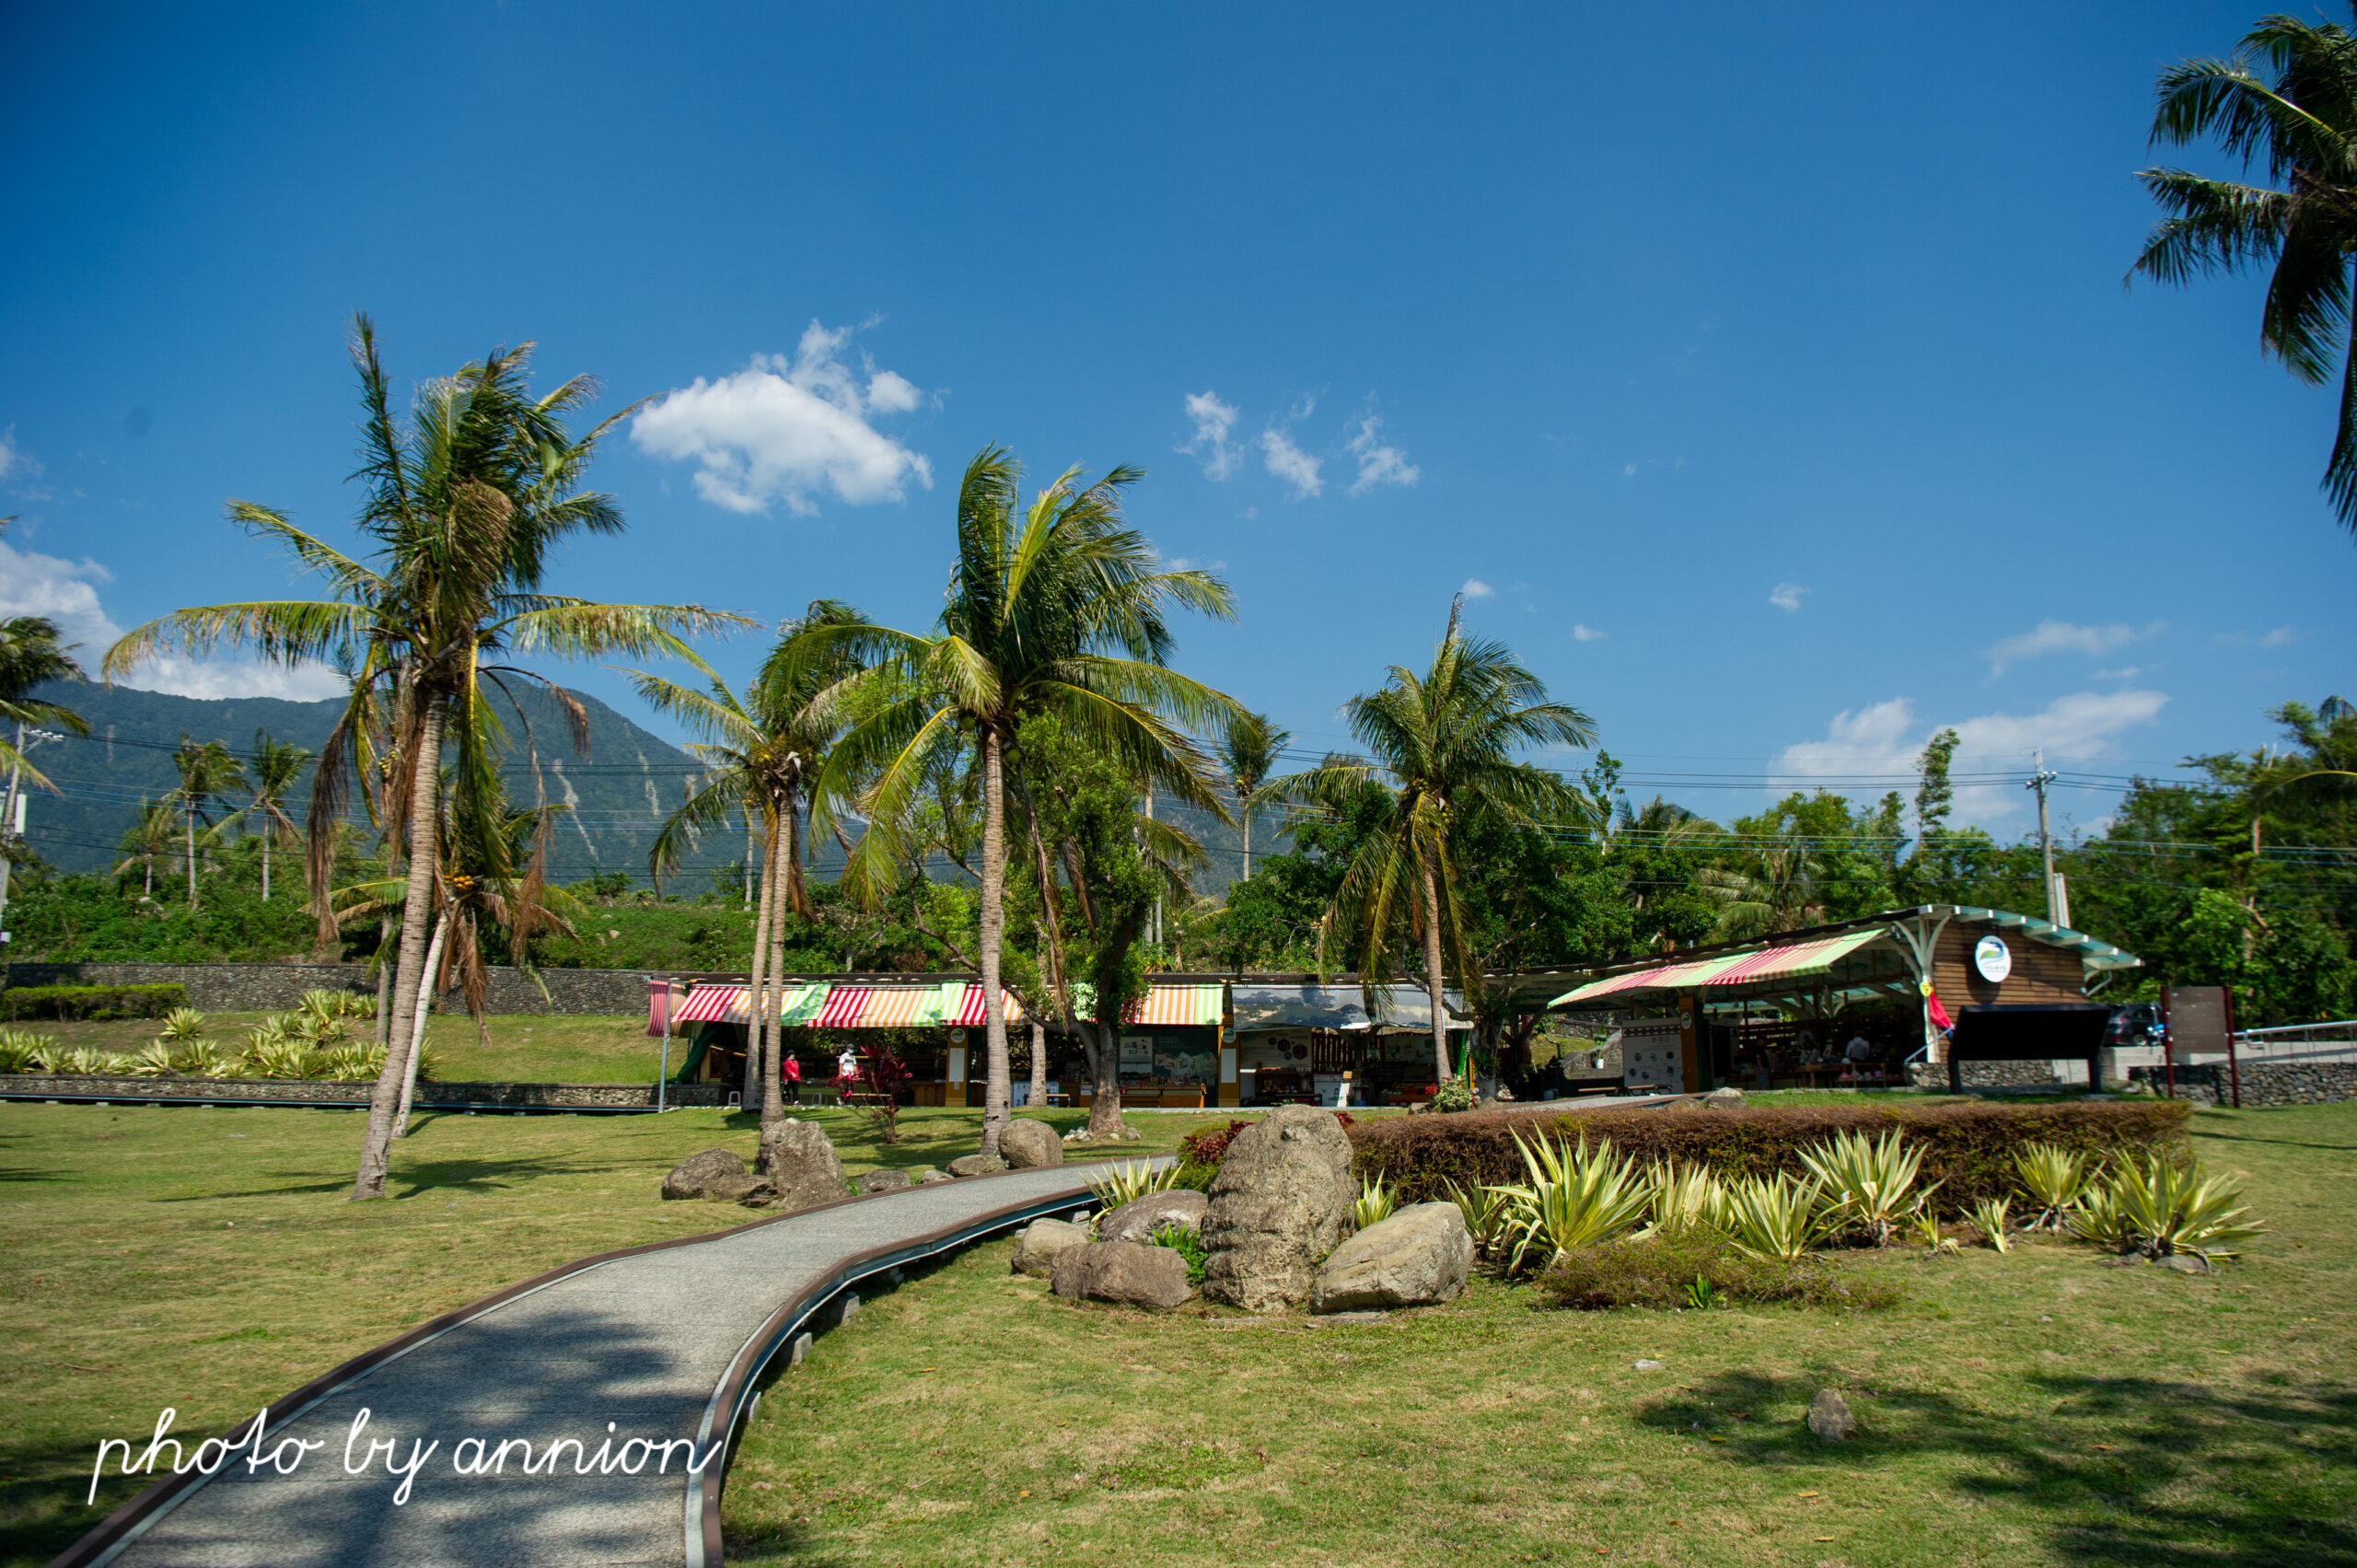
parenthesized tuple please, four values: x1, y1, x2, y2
(1200, 1105, 1355, 1313)
(760, 1119, 850, 1212)
(947, 1154, 1008, 1178)
(999, 1119, 1064, 1169)
(1050, 1239, 1195, 1309)
(1310, 1202, 1472, 1313)
(662, 1147, 748, 1201)
(1097, 1189, 1210, 1246)
(1012, 1217, 1091, 1278)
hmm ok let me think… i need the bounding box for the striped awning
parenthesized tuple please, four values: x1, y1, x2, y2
(1701, 928, 1887, 987)
(948, 983, 1027, 1028)
(856, 986, 950, 1028)
(674, 981, 830, 1025)
(1125, 983, 1225, 1028)
(819, 986, 873, 1028)
(1551, 962, 1687, 1006)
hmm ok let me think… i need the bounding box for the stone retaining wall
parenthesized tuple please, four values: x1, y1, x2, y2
(1908, 1060, 2086, 1089)
(2127, 1062, 2357, 1108)
(0, 962, 648, 1016)
(0, 1074, 731, 1109)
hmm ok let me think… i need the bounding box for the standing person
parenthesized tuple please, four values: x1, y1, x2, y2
(782, 1050, 803, 1106)
(837, 1044, 859, 1084)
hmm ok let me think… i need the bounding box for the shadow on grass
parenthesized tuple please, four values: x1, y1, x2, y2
(0, 1163, 65, 1183)
(1637, 1367, 2357, 1565)
(149, 1152, 641, 1202)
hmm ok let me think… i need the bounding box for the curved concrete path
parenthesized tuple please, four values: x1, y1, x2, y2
(57, 1160, 1154, 1568)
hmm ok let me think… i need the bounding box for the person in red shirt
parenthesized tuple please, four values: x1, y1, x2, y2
(782, 1051, 803, 1106)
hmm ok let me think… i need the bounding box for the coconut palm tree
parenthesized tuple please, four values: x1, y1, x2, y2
(0, 575, 90, 799)
(626, 600, 868, 1132)
(244, 730, 311, 902)
(2131, 9, 2357, 531)
(800, 449, 1241, 1156)
(1216, 710, 1291, 880)
(1260, 602, 1595, 1085)
(167, 737, 248, 908)
(104, 315, 744, 1200)
(113, 799, 177, 899)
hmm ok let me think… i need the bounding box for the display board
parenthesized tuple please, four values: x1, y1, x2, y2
(2162, 986, 2232, 1063)
(1617, 1016, 1684, 1093)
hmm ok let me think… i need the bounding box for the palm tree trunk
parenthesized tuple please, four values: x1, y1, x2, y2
(742, 807, 775, 1115)
(185, 815, 198, 908)
(1240, 791, 1251, 880)
(354, 699, 444, 1201)
(393, 911, 449, 1137)
(1028, 1018, 1048, 1111)
(760, 805, 793, 1130)
(979, 727, 1011, 1158)
(261, 834, 272, 902)
(373, 919, 394, 1051)
(1421, 858, 1452, 1086)
(743, 811, 756, 911)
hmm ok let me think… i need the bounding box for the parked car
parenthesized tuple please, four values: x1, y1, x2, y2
(2104, 1003, 2162, 1048)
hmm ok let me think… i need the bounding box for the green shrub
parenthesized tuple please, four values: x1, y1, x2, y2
(1, 983, 189, 1021)
(1178, 1119, 1252, 1167)
(1540, 1232, 1901, 1312)
(1164, 1161, 1217, 1192)
(1350, 1098, 2192, 1215)
(1147, 1221, 1208, 1285)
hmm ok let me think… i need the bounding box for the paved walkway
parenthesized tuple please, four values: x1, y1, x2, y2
(66, 1163, 1137, 1568)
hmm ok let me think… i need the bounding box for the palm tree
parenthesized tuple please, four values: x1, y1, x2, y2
(113, 799, 177, 899)
(244, 730, 311, 902)
(1216, 710, 1291, 880)
(0, 582, 88, 926)
(627, 600, 867, 1134)
(2131, 9, 2357, 530)
(803, 449, 1241, 1156)
(1262, 601, 1595, 1085)
(104, 315, 743, 1200)
(167, 737, 248, 908)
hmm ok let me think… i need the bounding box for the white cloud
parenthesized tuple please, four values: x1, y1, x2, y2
(1622, 463, 1637, 478)
(0, 427, 27, 482)
(1459, 578, 1495, 599)
(631, 321, 934, 517)
(1261, 425, 1323, 499)
(1769, 582, 1807, 611)
(1573, 623, 1606, 641)
(1345, 412, 1419, 494)
(1179, 391, 1242, 481)
(2264, 626, 2296, 648)
(1771, 688, 2170, 825)
(0, 536, 345, 701)
(2093, 666, 2143, 681)
(1984, 618, 2160, 674)
(1166, 555, 1227, 574)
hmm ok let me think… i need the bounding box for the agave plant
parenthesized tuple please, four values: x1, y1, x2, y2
(1968, 1196, 2014, 1254)
(1644, 1160, 1730, 1237)
(2014, 1143, 2093, 1231)
(0, 1027, 60, 1074)
(1487, 1132, 1652, 1273)
(55, 1045, 114, 1076)
(171, 1040, 237, 1078)
(1086, 1159, 1178, 1211)
(245, 1040, 316, 1081)
(1353, 1173, 1397, 1230)
(2067, 1181, 2137, 1254)
(1444, 1178, 1516, 1259)
(2096, 1153, 2266, 1262)
(118, 1041, 180, 1077)
(244, 1016, 293, 1054)
(1800, 1129, 1934, 1247)
(156, 1007, 209, 1041)
(1721, 1172, 1836, 1264)
(1910, 1204, 1962, 1255)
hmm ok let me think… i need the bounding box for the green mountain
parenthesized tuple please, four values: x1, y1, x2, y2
(17, 680, 742, 888)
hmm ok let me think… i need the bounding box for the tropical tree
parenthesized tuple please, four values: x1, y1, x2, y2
(103, 316, 742, 1200)
(244, 729, 312, 902)
(2131, 9, 2357, 531)
(166, 737, 248, 908)
(1216, 710, 1291, 880)
(113, 799, 178, 899)
(0, 538, 91, 837)
(805, 449, 1240, 1156)
(628, 600, 868, 1133)
(1261, 602, 1595, 1084)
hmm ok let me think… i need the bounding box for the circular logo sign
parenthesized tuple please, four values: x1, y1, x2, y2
(1972, 935, 2013, 983)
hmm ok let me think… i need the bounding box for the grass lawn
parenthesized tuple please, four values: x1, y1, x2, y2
(2, 1099, 2349, 1567)
(17, 1011, 669, 1084)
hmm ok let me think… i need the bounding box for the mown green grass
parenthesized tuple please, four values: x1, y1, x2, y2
(724, 1102, 2357, 1568)
(0, 1101, 1207, 1565)
(17, 1010, 668, 1083)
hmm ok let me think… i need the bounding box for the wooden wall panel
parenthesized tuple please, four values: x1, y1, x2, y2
(1932, 922, 2089, 1007)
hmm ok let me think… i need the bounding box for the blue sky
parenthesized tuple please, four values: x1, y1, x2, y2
(3, 1, 2348, 841)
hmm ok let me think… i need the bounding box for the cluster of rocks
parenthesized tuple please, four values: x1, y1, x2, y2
(1017, 1105, 1471, 1318)
(660, 1114, 1068, 1209)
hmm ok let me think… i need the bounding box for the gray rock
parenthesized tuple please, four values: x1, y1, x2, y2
(915, 1167, 953, 1185)
(760, 1119, 851, 1213)
(1702, 1086, 1746, 1108)
(1012, 1217, 1092, 1277)
(2157, 1252, 2212, 1274)
(998, 1119, 1064, 1168)
(705, 1173, 778, 1207)
(857, 1167, 913, 1194)
(1098, 1190, 1211, 1245)
(1311, 1202, 1471, 1313)
(1200, 1104, 1355, 1313)
(1806, 1388, 1858, 1440)
(661, 1146, 749, 1201)
(1308, 1310, 1390, 1325)
(1050, 1239, 1195, 1310)
(948, 1153, 1008, 1178)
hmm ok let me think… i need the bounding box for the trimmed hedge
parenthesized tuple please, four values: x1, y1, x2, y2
(1348, 1098, 2195, 1215)
(1540, 1233, 1901, 1313)
(1, 983, 189, 1021)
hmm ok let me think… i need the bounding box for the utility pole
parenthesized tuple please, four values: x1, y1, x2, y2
(2026, 749, 2059, 923)
(1144, 781, 1162, 947)
(0, 724, 60, 947)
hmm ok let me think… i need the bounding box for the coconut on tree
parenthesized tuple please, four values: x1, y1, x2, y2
(104, 316, 744, 1200)
(800, 449, 1241, 1157)
(1260, 600, 1595, 1089)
